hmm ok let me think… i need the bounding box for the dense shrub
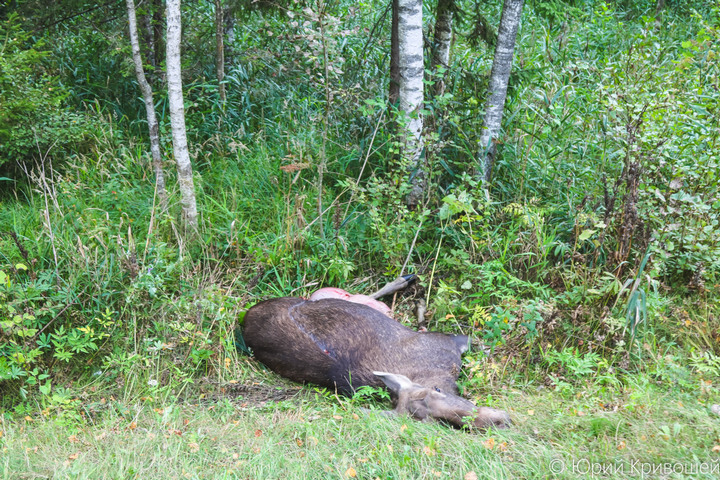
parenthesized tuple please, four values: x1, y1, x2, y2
(0, 15, 96, 177)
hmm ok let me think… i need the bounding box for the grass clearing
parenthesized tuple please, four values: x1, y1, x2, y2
(2, 369, 719, 479)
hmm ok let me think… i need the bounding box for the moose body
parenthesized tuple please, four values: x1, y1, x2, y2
(243, 296, 510, 429)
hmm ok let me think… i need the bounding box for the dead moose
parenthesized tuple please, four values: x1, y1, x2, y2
(243, 288, 510, 429)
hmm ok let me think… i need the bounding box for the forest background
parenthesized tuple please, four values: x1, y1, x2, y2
(1, 0, 719, 478)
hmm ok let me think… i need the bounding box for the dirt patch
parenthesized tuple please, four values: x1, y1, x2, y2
(219, 382, 304, 407)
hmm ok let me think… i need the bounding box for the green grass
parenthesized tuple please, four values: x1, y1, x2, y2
(2, 367, 719, 480)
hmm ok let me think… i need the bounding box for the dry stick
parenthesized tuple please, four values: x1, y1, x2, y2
(359, 0, 393, 63)
(48, 157, 61, 211)
(342, 111, 386, 221)
(169, 216, 186, 261)
(383, 213, 423, 312)
(143, 180, 160, 265)
(415, 298, 426, 326)
(424, 233, 444, 314)
(31, 303, 76, 341)
(41, 172, 59, 284)
(400, 216, 423, 276)
(303, 202, 337, 232)
(35, 138, 60, 284)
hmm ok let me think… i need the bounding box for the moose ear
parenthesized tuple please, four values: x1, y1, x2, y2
(451, 334, 470, 354)
(373, 371, 415, 395)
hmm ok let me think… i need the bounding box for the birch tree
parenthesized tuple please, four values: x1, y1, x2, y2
(477, 0, 524, 183)
(125, 0, 167, 209)
(398, 0, 425, 208)
(214, 0, 226, 104)
(431, 0, 454, 98)
(166, 0, 199, 231)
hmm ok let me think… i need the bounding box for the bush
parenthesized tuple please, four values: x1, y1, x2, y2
(0, 14, 95, 176)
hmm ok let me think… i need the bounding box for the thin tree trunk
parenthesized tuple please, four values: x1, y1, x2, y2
(654, 0, 665, 27)
(398, 0, 425, 208)
(224, 6, 235, 63)
(431, 0, 453, 98)
(317, 0, 331, 238)
(153, 0, 165, 79)
(389, 0, 400, 106)
(214, 0, 226, 104)
(140, 9, 156, 68)
(126, 0, 167, 210)
(477, 0, 524, 184)
(166, 0, 199, 231)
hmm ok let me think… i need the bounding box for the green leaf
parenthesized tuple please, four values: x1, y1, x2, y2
(653, 188, 666, 203)
(18, 328, 38, 338)
(578, 229, 596, 242)
(39, 380, 52, 395)
(438, 203, 451, 220)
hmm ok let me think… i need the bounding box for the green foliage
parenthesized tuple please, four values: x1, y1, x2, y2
(0, 14, 95, 174)
(545, 347, 602, 378)
(0, 267, 73, 396)
(0, 0, 718, 420)
(350, 384, 392, 405)
(503, 2, 720, 295)
(688, 350, 720, 378)
(529, 0, 582, 24)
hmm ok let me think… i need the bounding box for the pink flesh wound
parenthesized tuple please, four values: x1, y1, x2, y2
(309, 288, 392, 317)
(308, 287, 352, 301)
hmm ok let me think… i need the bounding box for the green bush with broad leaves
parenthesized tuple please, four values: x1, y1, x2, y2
(0, 266, 115, 398)
(506, 4, 720, 289)
(0, 14, 96, 175)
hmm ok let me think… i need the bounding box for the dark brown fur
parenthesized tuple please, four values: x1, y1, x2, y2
(242, 297, 510, 429)
(243, 297, 467, 394)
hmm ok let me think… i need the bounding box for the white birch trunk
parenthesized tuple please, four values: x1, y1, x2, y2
(398, 0, 425, 208)
(166, 0, 199, 231)
(477, 0, 524, 183)
(432, 0, 453, 98)
(126, 0, 167, 210)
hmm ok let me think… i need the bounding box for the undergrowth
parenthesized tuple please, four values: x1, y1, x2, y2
(0, 3, 719, 462)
